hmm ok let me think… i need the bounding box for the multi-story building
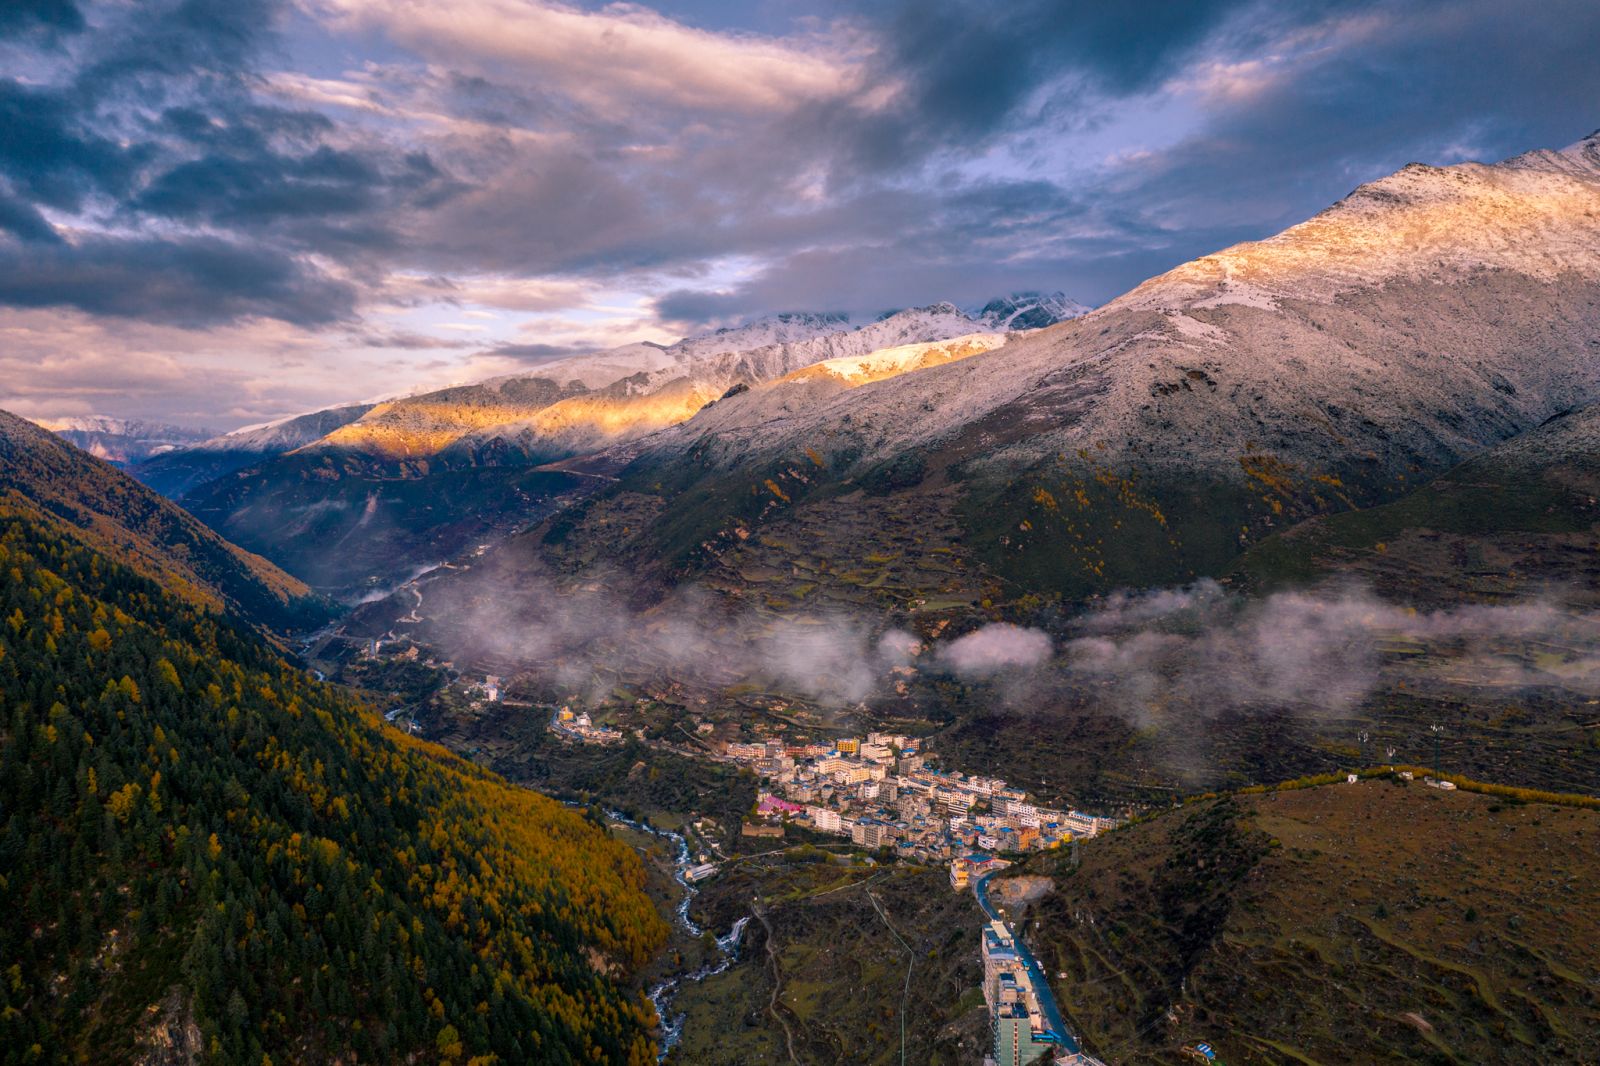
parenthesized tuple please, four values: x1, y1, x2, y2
(938, 789, 973, 816)
(807, 806, 843, 833)
(832, 764, 872, 785)
(992, 975, 1052, 1066)
(1063, 811, 1119, 837)
(852, 818, 892, 848)
(982, 921, 1020, 1006)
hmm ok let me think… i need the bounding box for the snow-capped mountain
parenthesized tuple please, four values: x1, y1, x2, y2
(972, 292, 1092, 331)
(308, 298, 1083, 465)
(509, 131, 1600, 602)
(36, 416, 211, 466)
(1112, 132, 1600, 316)
(130, 404, 377, 498)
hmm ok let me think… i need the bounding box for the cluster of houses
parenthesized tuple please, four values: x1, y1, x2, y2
(552, 707, 624, 745)
(726, 731, 1119, 861)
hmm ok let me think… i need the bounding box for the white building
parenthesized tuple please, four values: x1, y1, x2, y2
(807, 806, 844, 833)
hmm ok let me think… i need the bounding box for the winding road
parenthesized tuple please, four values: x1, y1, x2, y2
(974, 871, 1085, 1056)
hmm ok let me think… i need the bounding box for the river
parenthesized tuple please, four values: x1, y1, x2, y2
(602, 809, 750, 1062)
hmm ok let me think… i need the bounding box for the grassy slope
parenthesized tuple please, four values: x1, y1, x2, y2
(1229, 404, 1600, 606)
(1008, 781, 1600, 1065)
(0, 409, 326, 633)
(672, 860, 986, 1066)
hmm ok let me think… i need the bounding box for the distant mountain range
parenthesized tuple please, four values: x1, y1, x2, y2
(359, 131, 1600, 653)
(132, 292, 1086, 596)
(35, 415, 212, 465)
(131, 404, 377, 498)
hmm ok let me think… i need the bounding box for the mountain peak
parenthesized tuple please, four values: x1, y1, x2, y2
(1112, 141, 1600, 315)
(1498, 129, 1600, 178)
(33, 414, 212, 466)
(972, 291, 1091, 331)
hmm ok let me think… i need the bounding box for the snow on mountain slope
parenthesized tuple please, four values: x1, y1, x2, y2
(1113, 131, 1600, 315)
(635, 332, 1013, 449)
(36, 416, 211, 465)
(553, 133, 1600, 600)
(973, 292, 1091, 331)
(785, 332, 1009, 387)
(311, 300, 1078, 465)
(129, 403, 379, 498)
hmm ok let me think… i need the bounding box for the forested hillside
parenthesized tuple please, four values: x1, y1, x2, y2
(0, 503, 666, 1064)
(0, 411, 324, 634)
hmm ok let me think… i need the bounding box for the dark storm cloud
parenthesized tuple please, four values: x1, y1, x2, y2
(0, 190, 63, 244)
(0, 0, 461, 326)
(0, 235, 357, 327)
(0, 0, 84, 37)
(650, 0, 1600, 324)
(852, 0, 1249, 162)
(0, 80, 143, 211)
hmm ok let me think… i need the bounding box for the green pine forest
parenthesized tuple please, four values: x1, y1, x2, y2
(0, 498, 667, 1065)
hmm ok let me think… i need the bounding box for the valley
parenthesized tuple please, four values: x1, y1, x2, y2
(255, 132, 1600, 1065)
(9, 101, 1600, 1066)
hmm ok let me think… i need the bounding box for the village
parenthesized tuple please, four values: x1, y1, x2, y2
(546, 701, 1124, 1065)
(551, 707, 1119, 864)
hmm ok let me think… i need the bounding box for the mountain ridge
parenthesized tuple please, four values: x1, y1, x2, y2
(398, 133, 1600, 619)
(167, 294, 1087, 595)
(0, 408, 327, 633)
(37, 415, 212, 466)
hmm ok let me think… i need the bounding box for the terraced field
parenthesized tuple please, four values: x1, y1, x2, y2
(696, 485, 991, 617)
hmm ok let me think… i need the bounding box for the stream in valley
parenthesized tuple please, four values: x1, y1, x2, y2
(602, 810, 750, 1061)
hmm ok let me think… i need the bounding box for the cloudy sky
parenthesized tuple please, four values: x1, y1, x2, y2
(2, 0, 1596, 430)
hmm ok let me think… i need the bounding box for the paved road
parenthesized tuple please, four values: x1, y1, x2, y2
(974, 871, 1083, 1054)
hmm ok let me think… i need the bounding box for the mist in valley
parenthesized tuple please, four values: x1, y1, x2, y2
(425, 564, 1600, 723)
